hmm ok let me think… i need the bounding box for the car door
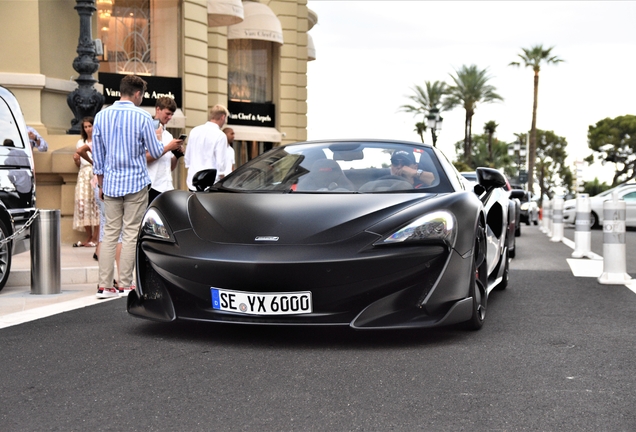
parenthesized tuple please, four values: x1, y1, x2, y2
(620, 190, 636, 226)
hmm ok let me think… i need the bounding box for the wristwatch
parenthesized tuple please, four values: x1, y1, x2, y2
(416, 169, 423, 178)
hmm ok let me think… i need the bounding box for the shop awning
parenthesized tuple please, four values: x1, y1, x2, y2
(228, 125, 282, 142)
(307, 7, 318, 31)
(307, 33, 316, 61)
(228, 1, 283, 45)
(208, 0, 244, 27)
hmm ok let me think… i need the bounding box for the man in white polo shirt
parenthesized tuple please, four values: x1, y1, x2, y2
(184, 104, 229, 191)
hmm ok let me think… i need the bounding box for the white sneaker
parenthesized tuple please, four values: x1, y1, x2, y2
(97, 287, 119, 299)
(118, 286, 136, 297)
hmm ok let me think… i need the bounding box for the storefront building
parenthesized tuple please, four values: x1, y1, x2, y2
(0, 0, 317, 242)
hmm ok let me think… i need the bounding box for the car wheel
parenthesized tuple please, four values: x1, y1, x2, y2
(509, 235, 516, 259)
(515, 224, 521, 237)
(0, 219, 12, 291)
(590, 211, 599, 229)
(465, 221, 487, 330)
(494, 249, 509, 291)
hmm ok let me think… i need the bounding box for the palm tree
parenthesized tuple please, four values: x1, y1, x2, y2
(483, 120, 498, 163)
(400, 81, 447, 146)
(510, 45, 563, 192)
(444, 65, 503, 164)
(414, 122, 427, 143)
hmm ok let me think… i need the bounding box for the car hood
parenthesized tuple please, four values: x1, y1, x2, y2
(188, 192, 438, 245)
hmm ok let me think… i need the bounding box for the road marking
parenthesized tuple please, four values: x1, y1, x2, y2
(561, 237, 602, 259)
(561, 236, 634, 293)
(0, 295, 120, 329)
(566, 259, 603, 277)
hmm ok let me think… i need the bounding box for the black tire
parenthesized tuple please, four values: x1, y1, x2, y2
(0, 219, 12, 291)
(515, 224, 521, 237)
(509, 233, 516, 259)
(465, 221, 487, 330)
(494, 249, 509, 291)
(590, 211, 599, 229)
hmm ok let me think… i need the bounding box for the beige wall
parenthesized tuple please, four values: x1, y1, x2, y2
(271, 0, 309, 145)
(0, 0, 312, 244)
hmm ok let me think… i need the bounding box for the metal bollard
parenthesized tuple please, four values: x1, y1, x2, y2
(550, 196, 564, 242)
(30, 209, 61, 295)
(598, 192, 631, 285)
(572, 193, 592, 258)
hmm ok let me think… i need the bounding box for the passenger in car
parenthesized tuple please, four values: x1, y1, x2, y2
(390, 150, 435, 188)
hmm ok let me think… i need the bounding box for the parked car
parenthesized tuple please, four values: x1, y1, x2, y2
(563, 183, 636, 228)
(462, 170, 518, 253)
(129, 140, 514, 330)
(0, 86, 37, 291)
(510, 189, 539, 225)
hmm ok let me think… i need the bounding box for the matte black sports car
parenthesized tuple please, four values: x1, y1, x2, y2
(129, 140, 513, 330)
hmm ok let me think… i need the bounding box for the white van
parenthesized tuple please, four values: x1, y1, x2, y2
(0, 85, 37, 290)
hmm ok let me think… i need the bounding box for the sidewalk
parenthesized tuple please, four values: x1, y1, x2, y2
(0, 244, 120, 329)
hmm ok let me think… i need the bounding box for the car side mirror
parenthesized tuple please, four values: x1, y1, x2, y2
(473, 184, 486, 196)
(509, 190, 525, 200)
(476, 167, 506, 190)
(192, 169, 217, 192)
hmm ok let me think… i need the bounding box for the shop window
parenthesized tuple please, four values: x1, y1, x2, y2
(228, 39, 274, 103)
(97, 0, 179, 77)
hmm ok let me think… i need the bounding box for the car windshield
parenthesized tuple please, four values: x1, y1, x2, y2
(219, 141, 453, 193)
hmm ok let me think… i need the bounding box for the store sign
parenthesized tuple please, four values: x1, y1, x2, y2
(98, 73, 182, 107)
(228, 101, 275, 127)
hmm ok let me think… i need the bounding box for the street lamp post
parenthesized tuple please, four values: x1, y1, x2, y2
(508, 139, 527, 187)
(67, 0, 104, 134)
(426, 108, 443, 147)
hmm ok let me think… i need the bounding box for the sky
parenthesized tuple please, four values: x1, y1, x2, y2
(305, 1, 636, 184)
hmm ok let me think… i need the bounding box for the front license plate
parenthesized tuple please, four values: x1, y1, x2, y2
(211, 288, 313, 315)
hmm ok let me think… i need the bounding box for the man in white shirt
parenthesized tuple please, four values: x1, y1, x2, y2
(184, 104, 229, 191)
(222, 127, 236, 175)
(146, 97, 184, 204)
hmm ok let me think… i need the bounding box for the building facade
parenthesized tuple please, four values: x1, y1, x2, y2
(0, 0, 317, 243)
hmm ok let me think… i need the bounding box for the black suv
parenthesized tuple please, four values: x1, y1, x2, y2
(0, 86, 36, 290)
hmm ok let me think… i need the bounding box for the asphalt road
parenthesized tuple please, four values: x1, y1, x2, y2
(1, 226, 635, 431)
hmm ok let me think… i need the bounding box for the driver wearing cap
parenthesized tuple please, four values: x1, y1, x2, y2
(390, 150, 435, 188)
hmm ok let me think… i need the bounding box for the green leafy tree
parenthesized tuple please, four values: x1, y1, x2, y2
(483, 120, 498, 164)
(534, 129, 572, 198)
(585, 114, 636, 186)
(510, 45, 564, 193)
(453, 134, 514, 176)
(444, 65, 503, 164)
(583, 178, 611, 196)
(400, 81, 447, 146)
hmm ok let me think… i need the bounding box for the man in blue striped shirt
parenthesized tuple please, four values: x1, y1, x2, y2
(92, 75, 164, 299)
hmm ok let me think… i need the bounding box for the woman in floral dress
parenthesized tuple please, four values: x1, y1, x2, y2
(72, 117, 99, 247)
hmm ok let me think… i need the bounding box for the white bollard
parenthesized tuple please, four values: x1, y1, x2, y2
(572, 193, 592, 258)
(550, 196, 564, 242)
(540, 196, 549, 233)
(545, 199, 553, 237)
(598, 192, 632, 284)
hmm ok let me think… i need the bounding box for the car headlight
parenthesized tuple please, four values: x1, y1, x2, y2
(520, 202, 529, 211)
(141, 208, 174, 242)
(380, 210, 457, 247)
